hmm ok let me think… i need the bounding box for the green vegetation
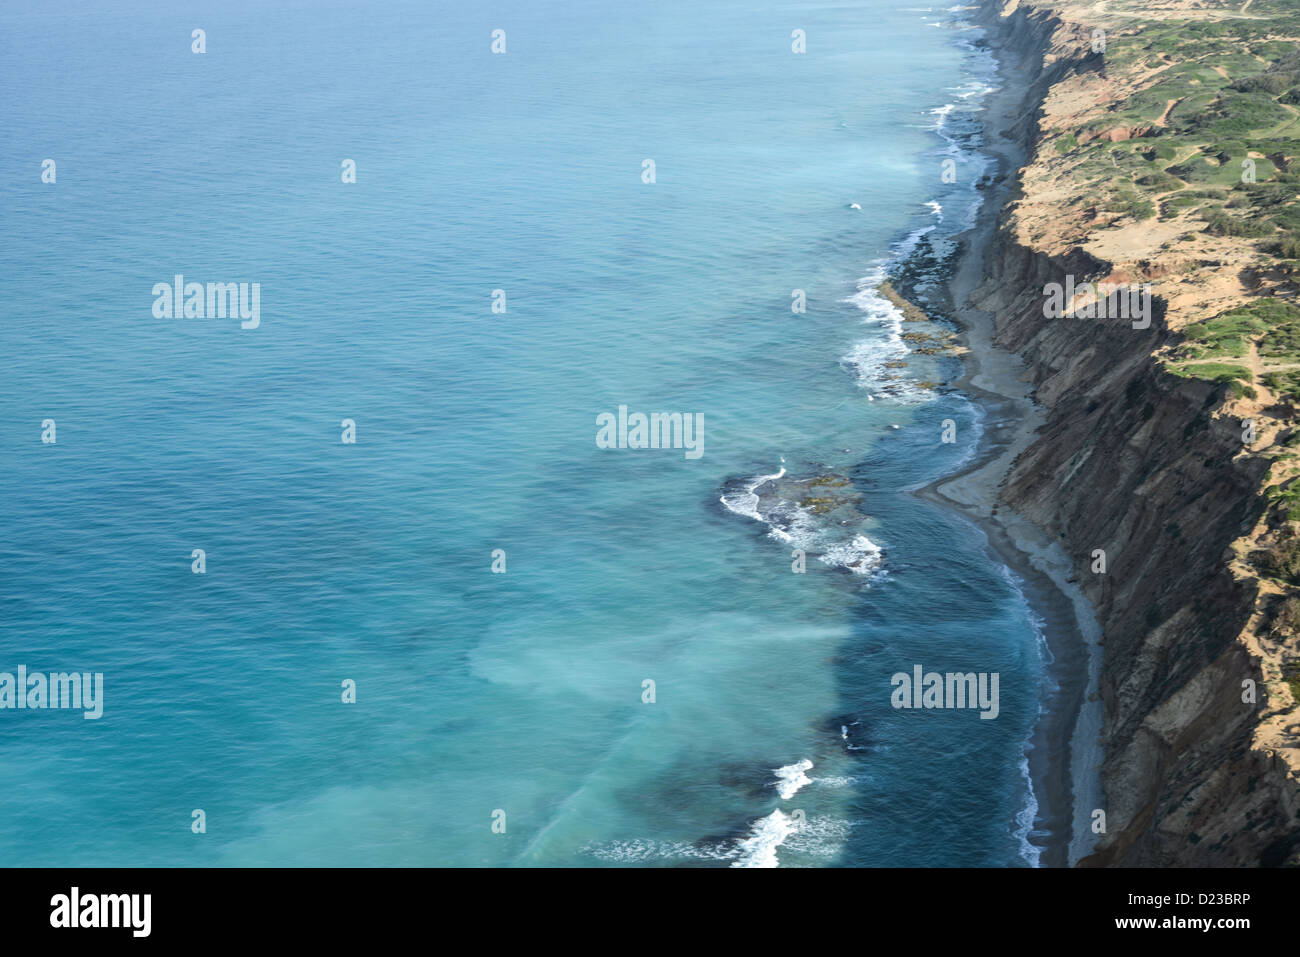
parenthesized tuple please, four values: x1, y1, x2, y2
(1273, 236, 1300, 258)
(1174, 311, 1262, 359)
(1267, 371, 1300, 404)
(1203, 208, 1276, 237)
(1136, 169, 1185, 191)
(1171, 300, 1300, 393)
(1266, 479, 1300, 523)
(1271, 596, 1300, 638)
(1107, 192, 1157, 220)
(1167, 361, 1251, 382)
(1252, 300, 1300, 359)
(1054, 11, 1300, 234)
(1251, 530, 1300, 579)
(1285, 660, 1300, 703)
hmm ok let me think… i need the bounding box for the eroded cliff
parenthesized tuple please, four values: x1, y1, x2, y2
(973, 0, 1300, 865)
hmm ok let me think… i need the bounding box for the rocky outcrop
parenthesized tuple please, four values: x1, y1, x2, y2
(973, 0, 1300, 866)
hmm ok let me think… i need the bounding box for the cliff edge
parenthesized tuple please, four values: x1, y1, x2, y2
(972, 0, 1300, 866)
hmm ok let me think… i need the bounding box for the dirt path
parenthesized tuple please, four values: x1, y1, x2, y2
(1177, 339, 1300, 404)
(1156, 97, 1181, 126)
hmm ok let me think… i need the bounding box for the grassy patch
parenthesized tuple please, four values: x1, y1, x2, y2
(1264, 371, 1300, 403)
(1166, 361, 1252, 383)
(1285, 660, 1300, 703)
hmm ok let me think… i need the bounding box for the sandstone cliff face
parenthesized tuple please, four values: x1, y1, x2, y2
(973, 0, 1300, 866)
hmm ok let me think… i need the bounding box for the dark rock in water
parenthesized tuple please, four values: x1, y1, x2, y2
(721, 465, 885, 576)
(716, 761, 783, 800)
(819, 714, 871, 755)
(766, 472, 863, 520)
(697, 821, 762, 846)
(818, 713, 860, 734)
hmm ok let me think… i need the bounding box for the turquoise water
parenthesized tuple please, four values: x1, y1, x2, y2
(0, 0, 1047, 866)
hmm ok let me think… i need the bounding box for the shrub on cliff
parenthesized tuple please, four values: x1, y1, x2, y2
(1269, 596, 1300, 641)
(1263, 371, 1300, 403)
(1285, 660, 1300, 704)
(1230, 72, 1298, 95)
(1192, 91, 1291, 138)
(1143, 143, 1178, 162)
(1136, 170, 1185, 191)
(1203, 209, 1276, 238)
(1273, 237, 1300, 259)
(1250, 535, 1300, 583)
(1107, 193, 1156, 220)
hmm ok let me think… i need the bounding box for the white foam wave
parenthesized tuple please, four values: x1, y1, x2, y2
(718, 465, 786, 522)
(774, 759, 814, 800)
(775, 504, 884, 576)
(732, 812, 855, 867)
(1013, 754, 1041, 867)
(731, 809, 799, 868)
(721, 467, 886, 577)
(952, 79, 997, 100)
(815, 775, 858, 788)
(841, 265, 924, 401)
(993, 563, 1051, 868)
(929, 103, 956, 130)
(586, 811, 852, 869)
(997, 563, 1054, 671)
(782, 815, 853, 860)
(819, 534, 884, 575)
(583, 839, 736, 864)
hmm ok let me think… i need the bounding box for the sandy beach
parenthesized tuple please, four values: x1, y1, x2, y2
(914, 30, 1105, 867)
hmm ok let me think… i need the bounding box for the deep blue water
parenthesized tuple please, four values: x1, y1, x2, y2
(0, 0, 1046, 866)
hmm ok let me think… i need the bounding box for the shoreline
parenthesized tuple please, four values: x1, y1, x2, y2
(910, 18, 1104, 867)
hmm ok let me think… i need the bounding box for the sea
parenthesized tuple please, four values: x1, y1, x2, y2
(0, 0, 1050, 867)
